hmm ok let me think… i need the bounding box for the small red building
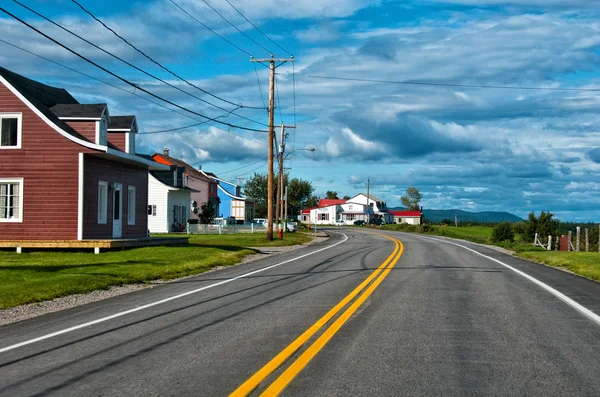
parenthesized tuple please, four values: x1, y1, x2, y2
(0, 66, 166, 241)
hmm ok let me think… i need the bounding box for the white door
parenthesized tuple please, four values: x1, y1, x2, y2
(112, 183, 122, 238)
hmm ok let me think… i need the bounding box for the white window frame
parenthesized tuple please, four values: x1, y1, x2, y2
(0, 113, 22, 149)
(0, 178, 24, 223)
(127, 186, 136, 225)
(98, 181, 108, 224)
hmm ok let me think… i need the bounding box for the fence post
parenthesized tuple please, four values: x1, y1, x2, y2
(251, 223, 254, 233)
(585, 228, 589, 252)
(576, 227, 581, 251)
(219, 225, 222, 235)
(547, 235, 552, 251)
(534, 233, 538, 246)
(568, 231, 572, 251)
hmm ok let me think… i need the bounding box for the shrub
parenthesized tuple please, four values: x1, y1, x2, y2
(492, 221, 515, 243)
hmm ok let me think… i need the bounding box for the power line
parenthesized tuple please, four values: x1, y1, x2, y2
(199, 0, 271, 55)
(237, 161, 268, 176)
(307, 75, 600, 92)
(0, 38, 267, 146)
(292, 62, 297, 126)
(222, 0, 293, 56)
(1, 7, 268, 134)
(167, 0, 255, 58)
(69, 0, 264, 110)
(219, 159, 263, 175)
(12, 1, 266, 128)
(253, 62, 267, 110)
(139, 109, 236, 134)
(275, 73, 284, 124)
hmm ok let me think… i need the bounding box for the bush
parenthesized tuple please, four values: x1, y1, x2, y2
(492, 221, 515, 243)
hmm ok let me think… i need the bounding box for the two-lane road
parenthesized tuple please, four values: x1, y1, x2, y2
(1, 229, 600, 396)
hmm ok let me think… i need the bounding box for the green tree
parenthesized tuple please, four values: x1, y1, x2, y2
(199, 201, 215, 224)
(305, 195, 319, 209)
(243, 173, 314, 219)
(492, 221, 515, 242)
(401, 187, 422, 211)
(524, 211, 559, 242)
(524, 211, 538, 242)
(325, 191, 339, 199)
(343, 195, 351, 200)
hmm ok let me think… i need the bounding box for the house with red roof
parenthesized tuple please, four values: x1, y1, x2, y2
(0, 66, 167, 242)
(389, 210, 422, 225)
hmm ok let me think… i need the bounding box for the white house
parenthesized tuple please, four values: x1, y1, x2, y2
(305, 193, 394, 225)
(147, 167, 192, 233)
(345, 193, 394, 224)
(389, 210, 422, 225)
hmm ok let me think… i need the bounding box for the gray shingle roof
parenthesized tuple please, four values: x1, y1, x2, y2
(49, 103, 107, 118)
(108, 115, 135, 130)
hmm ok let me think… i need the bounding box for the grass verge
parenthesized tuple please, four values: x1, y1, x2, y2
(380, 223, 600, 282)
(0, 232, 313, 309)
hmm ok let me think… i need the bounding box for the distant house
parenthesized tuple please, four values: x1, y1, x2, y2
(151, 150, 220, 221)
(147, 166, 194, 233)
(389, 210, 422, 225)
(305, 193, 394, 225)
(199, 171, 255, 223)
(0, 66, 167, 241)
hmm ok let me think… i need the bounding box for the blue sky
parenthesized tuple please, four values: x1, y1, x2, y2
(2, 0, 600, 221)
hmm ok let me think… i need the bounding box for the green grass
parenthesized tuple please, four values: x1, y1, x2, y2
(0, 232, 312, 309)
(515, 251, 600, 282)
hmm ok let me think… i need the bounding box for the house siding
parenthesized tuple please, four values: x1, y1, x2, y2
(148, 174, 171, 233)
(107, 132, 126, 152)
(82, 155, 148, 239)
(168, 190, 190, 232)
(0, 82, 96, 240)
(65, 120, 97, 143)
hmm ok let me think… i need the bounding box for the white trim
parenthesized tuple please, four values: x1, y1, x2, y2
(107, 128, 130, 132)
(198, 168, 236, 186)
(0, 75, 107, 152)
(98, 181, 108, 224)
(0, 177, 24, 223)
(106, 148, 170, 169)
(58, 117, 101, 121)
(78, 153, 84, 240)
(95, 120, 100, 145)
(125, 132, 130, 153)
(0, 112, 22, 149)
(127, 185, 136, 225)
(216, 184, 246, 201)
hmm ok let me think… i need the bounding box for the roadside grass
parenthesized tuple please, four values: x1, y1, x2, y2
(0, 232, 312, 309)
(381, 223, 600, 282)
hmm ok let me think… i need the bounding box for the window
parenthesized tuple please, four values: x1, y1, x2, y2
(319, 213, 329, 221)
(148, 205, 156, 216)
(127, 186, 136, 225)
(98, 181, 108, 224)
(0, 113, 22, 149)
(349, 205, 353, 211)
(346, 214, 356, 221)
(0, 178, 23, 222)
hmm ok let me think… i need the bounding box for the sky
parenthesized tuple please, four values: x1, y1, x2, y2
(1, 0, 600, 221)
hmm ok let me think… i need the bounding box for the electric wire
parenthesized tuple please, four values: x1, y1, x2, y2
(222, 0, 293, 56)
(275, 73, 284, 124)
(68, 0, 265, 111)
(237, 161, 268, 176)
(253, 62, 267, 110)
(219, 159, 263, 175)
(292, 62, 297, 126)
(139, 107, 238, 134)
(307, 75, 600, 92)
(199, 0, 271, 55)
(167, 0, 254, 58)
(1, 7, 268, 135)
(12, 1, 267, 127)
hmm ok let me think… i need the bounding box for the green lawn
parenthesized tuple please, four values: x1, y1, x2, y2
(0, 232, 312, 309)
(516, 251, 600, 282)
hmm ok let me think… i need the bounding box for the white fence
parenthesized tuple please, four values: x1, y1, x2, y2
(189, 223, 265, 234)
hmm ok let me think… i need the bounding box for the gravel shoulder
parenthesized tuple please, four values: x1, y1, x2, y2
(0, 232, 329, 326)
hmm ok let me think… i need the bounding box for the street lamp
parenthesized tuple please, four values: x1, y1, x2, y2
(279, 147, 316, 231)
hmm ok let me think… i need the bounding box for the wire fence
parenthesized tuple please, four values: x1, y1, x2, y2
(189, 223, 265, 234)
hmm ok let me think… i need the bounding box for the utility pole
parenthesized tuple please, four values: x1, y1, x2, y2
(275, 124, 285, 232)
(251, 55, 294, 241)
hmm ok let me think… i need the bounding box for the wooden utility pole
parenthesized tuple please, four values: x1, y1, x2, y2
(251, 55, 294, 241)
(275, 124, 285, 234)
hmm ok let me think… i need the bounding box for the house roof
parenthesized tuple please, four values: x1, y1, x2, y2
(0, 66, 95, 145)
(348, 193, 384, 202)
(108, 115, 136, 131)
(389, 210, 421, 217)
(302, 207, 317, 214)
(318, 199, 346, 207)
(152, 154, 212, 182)
(50, 103, 107, 119)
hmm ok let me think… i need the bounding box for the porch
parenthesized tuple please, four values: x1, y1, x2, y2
(0, 237, 189, 254)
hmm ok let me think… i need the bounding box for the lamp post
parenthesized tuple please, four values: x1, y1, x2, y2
(281, 147, 315, 233)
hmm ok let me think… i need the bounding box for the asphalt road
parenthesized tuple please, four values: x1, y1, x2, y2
(1, 229, 600, 396)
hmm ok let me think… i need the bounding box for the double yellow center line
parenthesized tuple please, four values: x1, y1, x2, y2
(230, 233, 404, 396)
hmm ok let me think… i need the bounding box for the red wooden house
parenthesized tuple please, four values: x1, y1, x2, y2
(0, 66, 167, 241)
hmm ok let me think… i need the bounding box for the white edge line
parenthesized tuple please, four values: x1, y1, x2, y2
(413, 234, 600, 327)
(0, 232, 349, 354)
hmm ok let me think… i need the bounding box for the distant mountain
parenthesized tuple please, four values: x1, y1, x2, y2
(389, 208, 524, 223)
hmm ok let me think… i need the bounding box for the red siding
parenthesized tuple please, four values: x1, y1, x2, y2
(65, 120, 96, 143)
(107, 132, 126, 152)
(0, 82, 91, 240)
(83, 155, 148, 239)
